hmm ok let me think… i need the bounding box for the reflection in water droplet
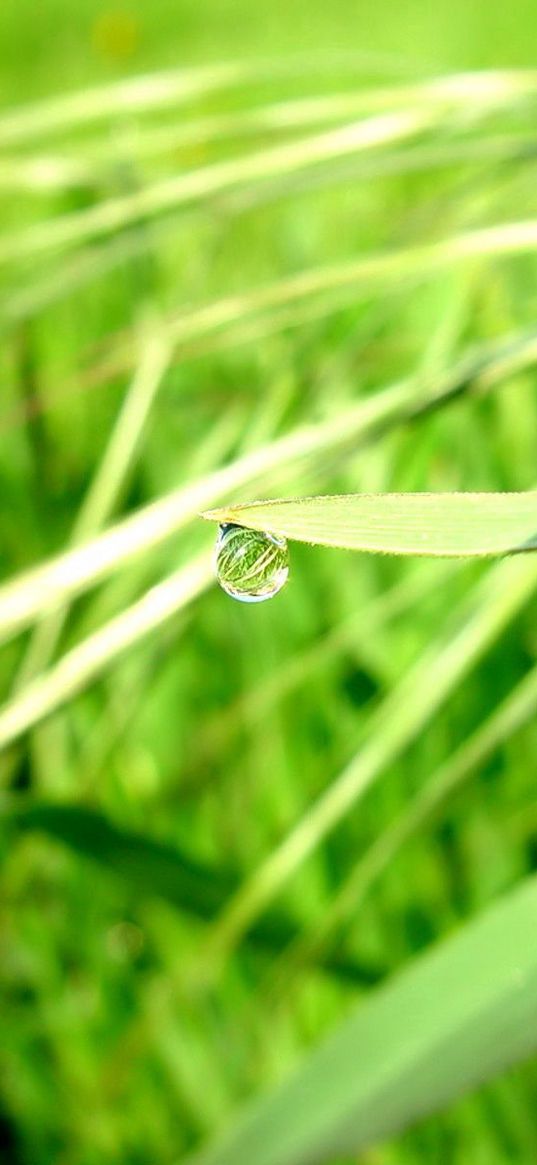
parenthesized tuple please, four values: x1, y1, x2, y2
(215, 523, 289, 603)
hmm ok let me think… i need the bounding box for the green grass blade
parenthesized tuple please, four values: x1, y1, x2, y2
(4, 134, 534, 326)
(0, 92, 475, 193)
(0, 108, 442, 264)
(0, 552, 213, 755)
(184, 875, 537, 1165)
(201, 555, 537, 968)
(0, 55, 422, 147)
(203, 491, 537, 556)
(0, 66, 534, 147)
(1, 329, 536, 647)
(13, 317, 171, 691)
(9, 803, 382, 987)
(271, 661, 537, 991)
(0, 378, 412, 645)
(0, 63, 252, 146)
(181, 559, 459, 794)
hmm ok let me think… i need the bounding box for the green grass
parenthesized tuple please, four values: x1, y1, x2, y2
(2, 4, 537, 1164)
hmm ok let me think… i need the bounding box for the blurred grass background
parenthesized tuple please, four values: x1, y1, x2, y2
(2, 2, 537, 1163)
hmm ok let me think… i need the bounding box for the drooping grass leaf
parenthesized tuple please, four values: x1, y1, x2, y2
(203, 491, 537, 556)
(184, 874, 537, 1165)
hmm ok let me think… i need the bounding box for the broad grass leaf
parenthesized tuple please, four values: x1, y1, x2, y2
(204, 491, 537, 556)
(185, 875, 537, 1165)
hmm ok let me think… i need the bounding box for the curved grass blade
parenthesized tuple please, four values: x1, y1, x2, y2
(183, 875, 537, 1165)
(8, 803, 382, 987)
(203, 491, 537, 557)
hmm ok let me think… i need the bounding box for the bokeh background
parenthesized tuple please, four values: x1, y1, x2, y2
(2, 2, 537, 1163)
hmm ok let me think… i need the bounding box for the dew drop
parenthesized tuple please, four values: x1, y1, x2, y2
(215, 523, 289, 603)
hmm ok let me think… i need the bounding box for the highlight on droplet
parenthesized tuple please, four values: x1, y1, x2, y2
(214, 523, 289, 603)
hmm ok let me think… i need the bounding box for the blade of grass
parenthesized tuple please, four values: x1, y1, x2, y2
(0, 551, 213, 756)
(4, 88, 534, 198)
(0, 154, 94, 193)
(0, 52, 432, 148)
(203, 491, 537, 557)
(0, 90, 463, 194)
(180, 559, 460, 796)
(4, 66, 537, 267)
(0, 108, 444, 264)
(0, 328, 536, 646)
(269, 660, 537, 994)
(0, 62, 255, 147)
(183, 874, 537, 1165)
(14, 315, 171, 691)
(0, 65, 534, 147)
(82, 223, 537, 389)
(74, 100, 537, 170)
(4, 131, 535, 333)
(200, 553, 537, 970)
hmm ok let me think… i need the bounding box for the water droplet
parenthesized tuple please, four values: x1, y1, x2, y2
(215, 523, 289, 603)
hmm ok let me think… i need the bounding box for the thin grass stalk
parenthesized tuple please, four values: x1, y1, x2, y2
(14, 318, 171, 691)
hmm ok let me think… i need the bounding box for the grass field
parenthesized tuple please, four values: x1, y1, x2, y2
(2, 3, 537, 1163)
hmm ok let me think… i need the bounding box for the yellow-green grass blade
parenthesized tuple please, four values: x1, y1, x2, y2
(3, 133, 535, 329)
(75, 224, 537, 389)
(0, 91, 476, 192)
(0, 54, 427, 147)
(13, 316, 171, 692)
(2, 88, 534, 198)
(184, 875, 537, 1165)
(203, 491, 537, 557)
(0, 379, 413, 646)
(0, 62, 256, 147)
(0, 107, 444, 264)
(0, 65, 534, 149)
(0, 552, 213, 757)
(4, 68, 537, 266)
(159, 223, 537, 344)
